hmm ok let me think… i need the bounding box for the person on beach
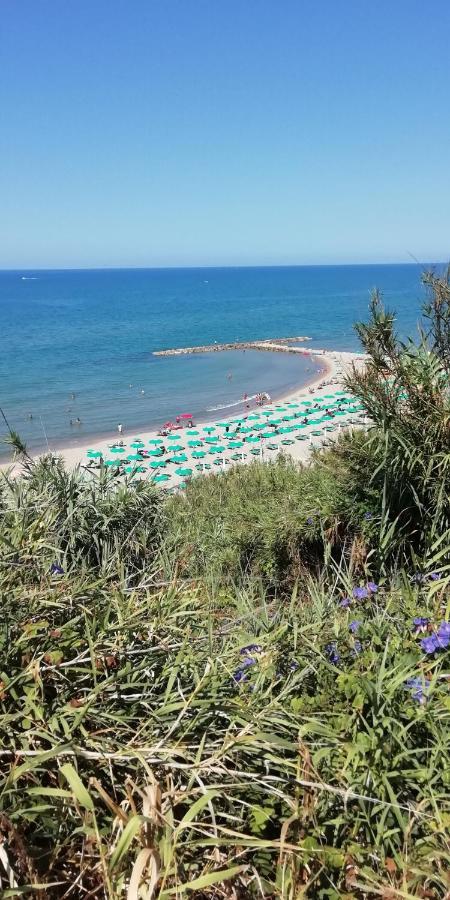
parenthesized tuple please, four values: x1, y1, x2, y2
(118, 423, 123, 435)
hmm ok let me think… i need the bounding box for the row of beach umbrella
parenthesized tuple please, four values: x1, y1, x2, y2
(85, 390, 366, 485)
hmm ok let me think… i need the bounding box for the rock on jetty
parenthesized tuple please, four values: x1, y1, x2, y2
(153, 336, 312, 357)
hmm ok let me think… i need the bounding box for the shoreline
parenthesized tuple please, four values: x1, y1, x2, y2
(0, 349, 361, 477)
(0, 350, 331, 465)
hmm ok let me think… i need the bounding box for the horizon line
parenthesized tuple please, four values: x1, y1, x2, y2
(0, 259, 446, 274)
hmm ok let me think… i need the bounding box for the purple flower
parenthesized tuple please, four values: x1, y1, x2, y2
(289, 660, 299, 671)
(233, 669, 249, 683)
(50, 563, 64, 575)
(364, 512, 373, 521)
(367, 582, 378, 594)
(326, 642, 340, 665)
(240, 657, 257, 669)
(436, 621, 450, 648)
(412, 616, 429, 632)
(339, 597, 351, 608)
(240, 644, 262, 655)
(306, 517, 314, 526)
(353, 587, 368, 600)
(421, 634, 439, 654)
(429, 572, 441, 581)
(352, 640, 362, 656)
(405, 676, 430, 704)
(349, 620, 361, 633)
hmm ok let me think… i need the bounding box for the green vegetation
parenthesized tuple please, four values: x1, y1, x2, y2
(1, 271, 450, 898)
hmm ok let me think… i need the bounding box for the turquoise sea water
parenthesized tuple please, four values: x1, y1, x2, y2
(0, 264, 438, 458)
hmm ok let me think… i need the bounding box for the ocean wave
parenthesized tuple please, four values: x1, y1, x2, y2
(206, 394, 258, 411)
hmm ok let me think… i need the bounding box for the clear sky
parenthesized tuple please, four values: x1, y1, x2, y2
(1, 0, 449, 268)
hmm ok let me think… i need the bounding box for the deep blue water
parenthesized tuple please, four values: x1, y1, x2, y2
(0, 264, 438, 457)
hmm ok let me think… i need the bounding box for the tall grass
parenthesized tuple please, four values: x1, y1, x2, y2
(1, 544, 450, 897)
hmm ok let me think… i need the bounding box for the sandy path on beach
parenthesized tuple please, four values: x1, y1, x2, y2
(0, 349, 364, 483)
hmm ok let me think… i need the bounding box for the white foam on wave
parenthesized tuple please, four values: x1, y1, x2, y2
(206, 394, 258, 412)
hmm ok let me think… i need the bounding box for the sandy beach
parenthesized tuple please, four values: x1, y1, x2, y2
(0, 349, 365, 483)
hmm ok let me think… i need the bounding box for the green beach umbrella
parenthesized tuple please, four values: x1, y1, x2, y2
(87, 451, 102, 458)
(227, 440, 243, 448)
(231, 452, 244, 460)
(127, 453, 143, 461)
(192, 450, 206, 459)
(168, 444, 184, 452)
(187, 429, 200, 435)
(149, 438, 163, 445)
(169, 454, 188, 463)
(248, 413, 261, 420)
(153, 473, 170, 482)
(188, 440, 202, 447)
(176, 467, 192, 477)
(104, 458, 121, 466)
(110, 446, 125, 453)
(246, 435, 260, 443)
(203, 426, 216, 433)
(267, 443, 279, 450)
(125, 465, 146, 474)
(262, 431, 276, 439)
(150, 460, 166, 468)
(168, 434, 179, 440)
(204, 436, 218, 444)
(281, 439, 295, 445)
(250, 448, 261, 455)
(130, 441, 144, 448)
(149, 449, 163, 456)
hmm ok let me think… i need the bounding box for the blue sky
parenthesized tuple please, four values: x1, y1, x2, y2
(1, 0, 449, 268)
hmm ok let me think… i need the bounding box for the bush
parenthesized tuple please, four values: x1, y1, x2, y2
(162, 455, 351, 586)
(0, 455, 161, 578)
(344, 270, 450, 566)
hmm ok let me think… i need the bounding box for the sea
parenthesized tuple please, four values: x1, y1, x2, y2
(0, 263, 441, 459)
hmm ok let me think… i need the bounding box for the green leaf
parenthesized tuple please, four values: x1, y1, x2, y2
(109, 815, 144, 870)
(60, 763, 94, 812)
(160, 865, 244, 896)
